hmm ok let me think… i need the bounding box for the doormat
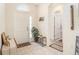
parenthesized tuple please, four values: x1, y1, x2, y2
(50, 40, 63, 52)
(17, 42, 31, 48)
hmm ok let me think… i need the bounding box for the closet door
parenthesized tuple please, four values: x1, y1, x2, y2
(14, 11, 29, 44)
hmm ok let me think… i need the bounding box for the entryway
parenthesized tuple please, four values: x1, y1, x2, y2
(48, 4, 63, 52)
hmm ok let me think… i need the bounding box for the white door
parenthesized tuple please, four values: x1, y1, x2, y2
(14, 11, 29, 44)
(54, 13, 62, 40)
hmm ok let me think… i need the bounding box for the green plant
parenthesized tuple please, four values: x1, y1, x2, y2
(32, 27, 40, 42)
(32, 27, 39, 38)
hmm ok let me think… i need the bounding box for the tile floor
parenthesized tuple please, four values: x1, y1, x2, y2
(10, 42, 63, 55)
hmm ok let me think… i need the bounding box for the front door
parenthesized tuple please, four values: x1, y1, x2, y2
(14, 11, 29, 44)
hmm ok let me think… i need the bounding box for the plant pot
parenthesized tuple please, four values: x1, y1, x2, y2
(34, 37, 39, 42)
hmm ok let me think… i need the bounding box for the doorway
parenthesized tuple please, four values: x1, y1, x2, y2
(50, 12, 63, 52)
(48, 4, 63, 52)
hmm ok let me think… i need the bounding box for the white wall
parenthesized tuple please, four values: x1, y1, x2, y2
(0, 4, 5, 48)
(29, 4, 38, 28)
(5, 4, 38, 43)
(5, 4, 15, 39)
(62, 4, 77, 54)
(75, 4, 79, 36)
(37, 4, 50, 46)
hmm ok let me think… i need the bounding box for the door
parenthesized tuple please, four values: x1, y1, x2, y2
(14, 11, 29, 44)
(54, 13, 62, 40)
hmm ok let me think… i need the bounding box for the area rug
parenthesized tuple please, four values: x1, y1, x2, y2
(50, 40, 63, 52)
(17, 42, 31, 48)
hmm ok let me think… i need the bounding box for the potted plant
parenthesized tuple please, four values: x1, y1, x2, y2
(32, 27, 40, 42)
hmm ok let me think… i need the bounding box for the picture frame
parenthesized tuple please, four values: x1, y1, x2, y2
(39, 17, 44, 21)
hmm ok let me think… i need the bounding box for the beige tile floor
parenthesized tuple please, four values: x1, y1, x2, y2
(10, 42, 63, 55)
